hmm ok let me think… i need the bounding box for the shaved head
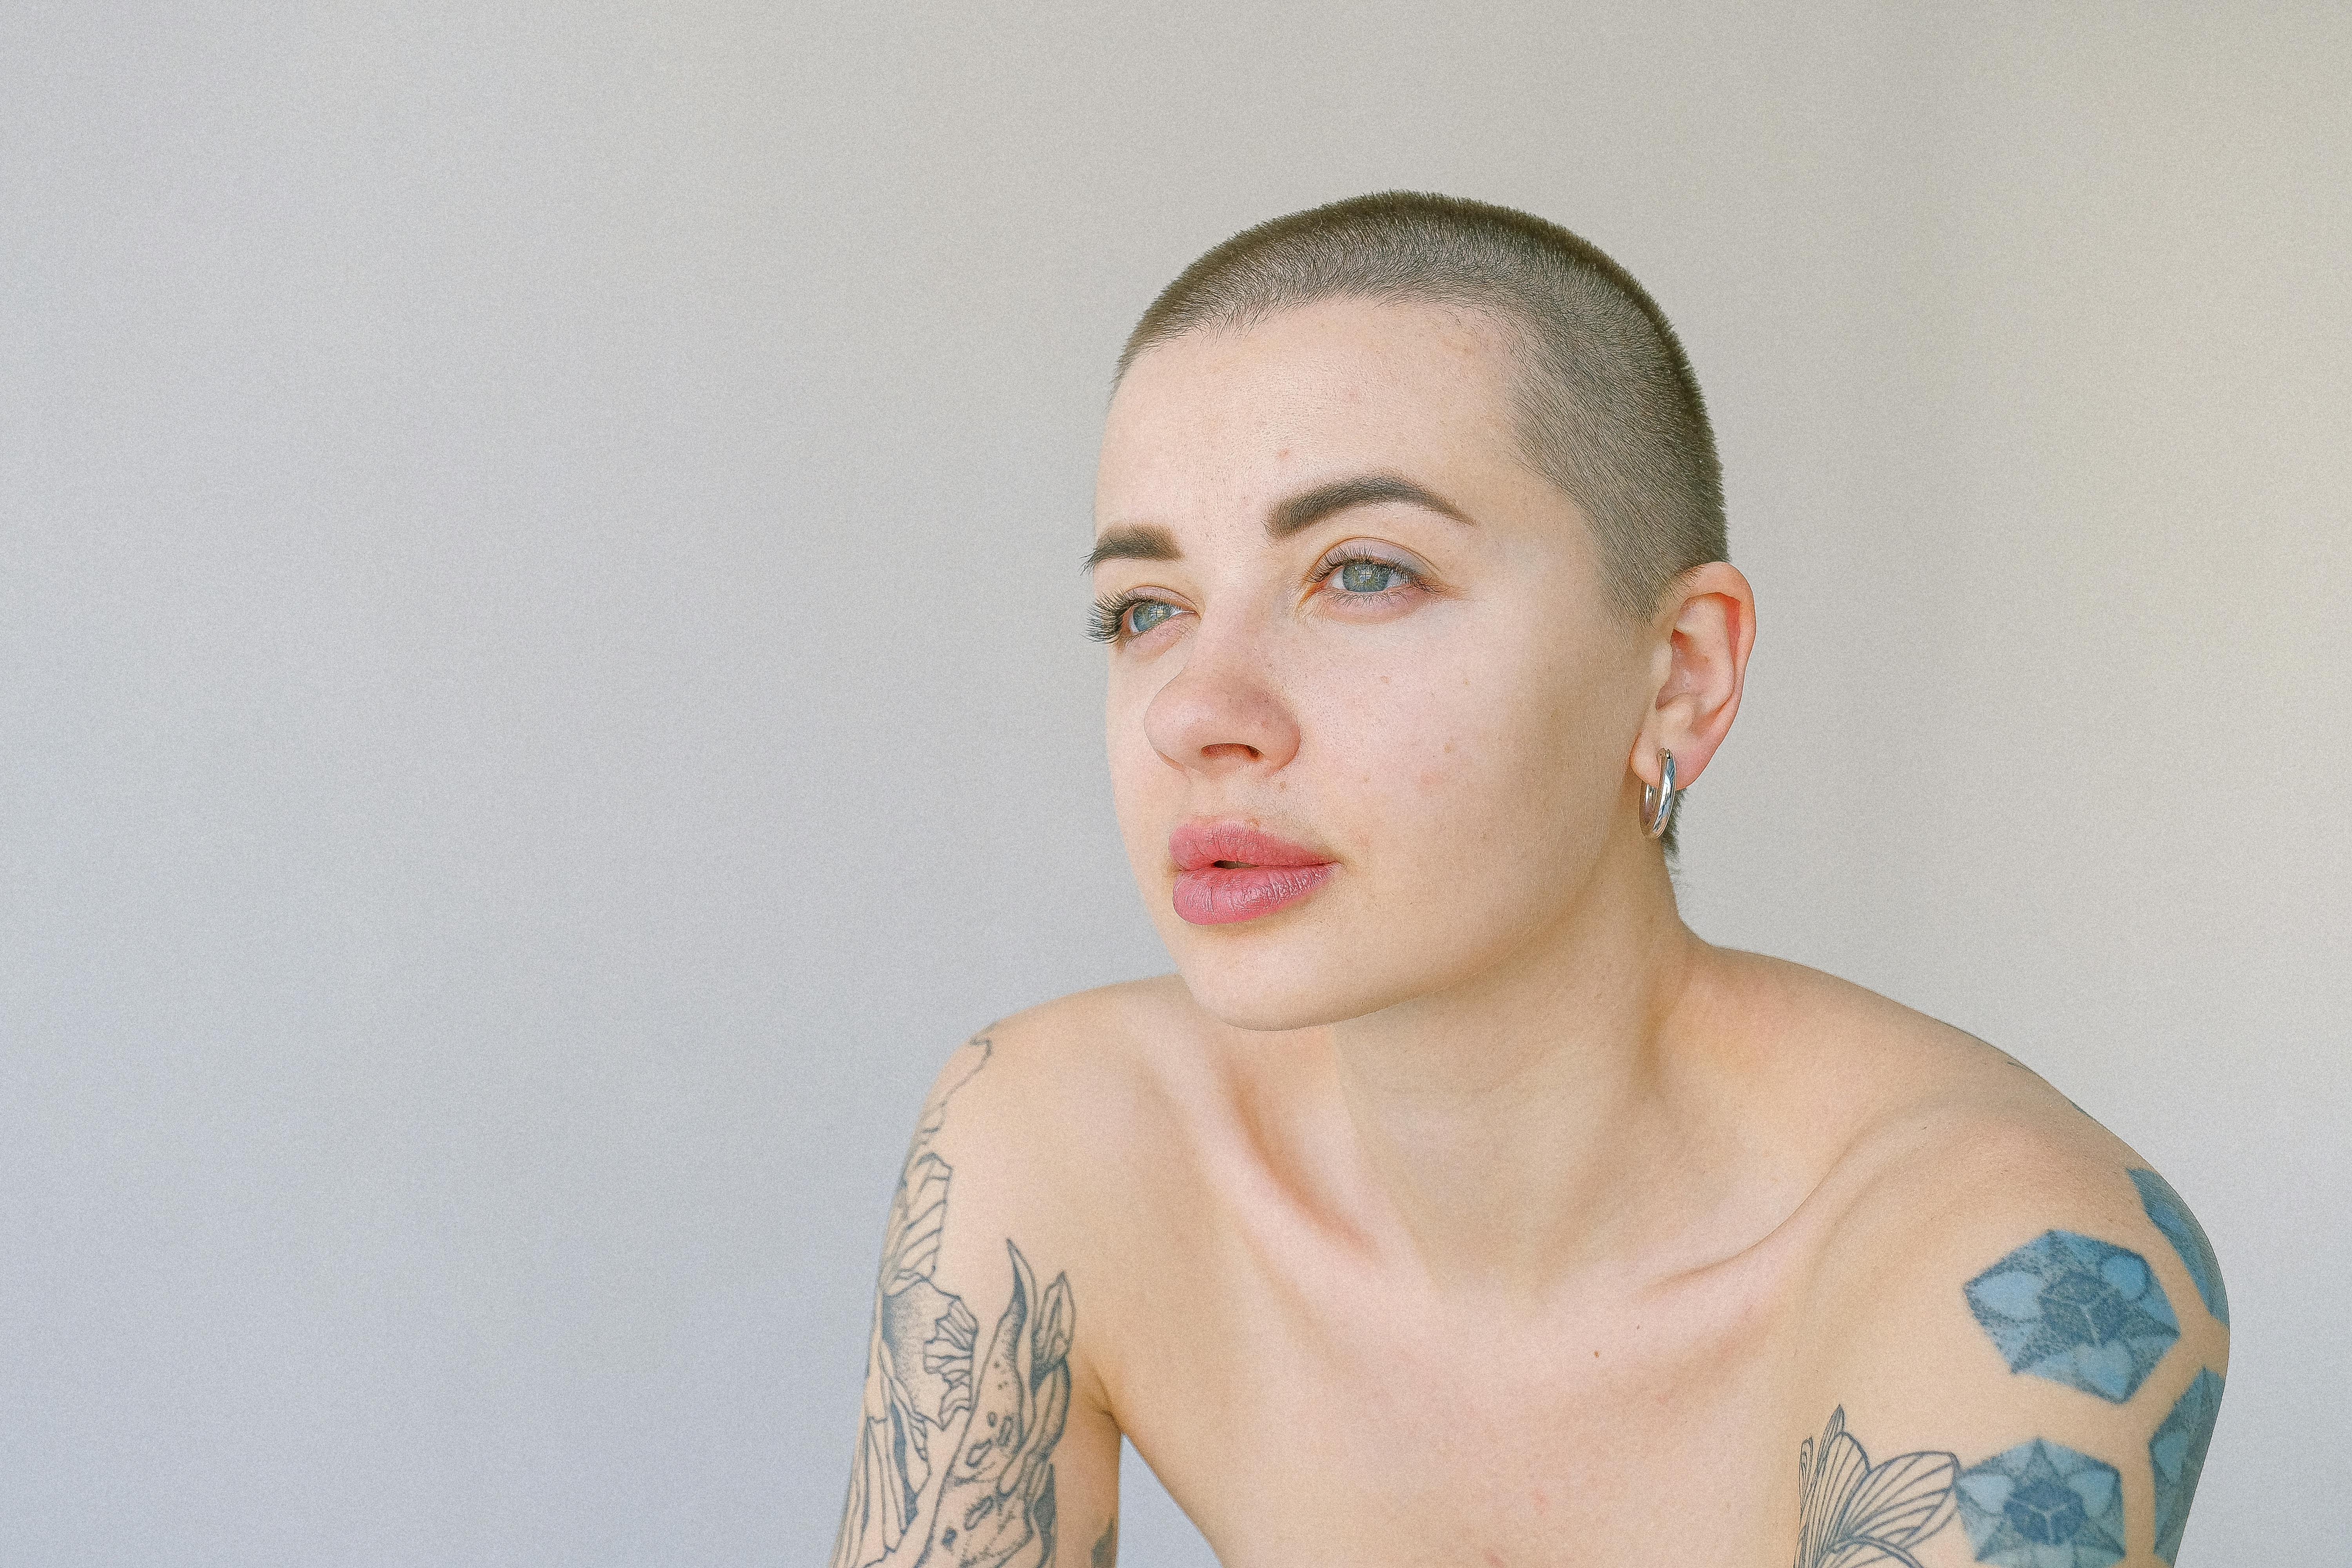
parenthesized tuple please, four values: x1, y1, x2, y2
(1119, 192, 1727, 621)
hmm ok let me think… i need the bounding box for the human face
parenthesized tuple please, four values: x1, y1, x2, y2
(1093, 298, 1655, 1032)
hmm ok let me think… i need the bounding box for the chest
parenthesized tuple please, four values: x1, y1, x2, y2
(1102, 1246, 1806, 1568)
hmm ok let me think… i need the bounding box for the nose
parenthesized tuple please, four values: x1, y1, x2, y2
(1142, 621, 1302, 775)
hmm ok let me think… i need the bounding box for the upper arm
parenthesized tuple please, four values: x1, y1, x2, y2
(830, 1030, 1123, 1568)
(1791, 1143, 2230, 1568)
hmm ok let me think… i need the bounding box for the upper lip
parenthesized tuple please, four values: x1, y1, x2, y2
(1169, 821, 1336, 871)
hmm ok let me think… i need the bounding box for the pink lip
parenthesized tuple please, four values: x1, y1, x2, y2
(1168, 822, 1337, 926)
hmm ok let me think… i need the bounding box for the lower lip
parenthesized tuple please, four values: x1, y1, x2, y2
(1171, 862, 1336, 925)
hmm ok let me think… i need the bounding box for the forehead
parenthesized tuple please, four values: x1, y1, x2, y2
(1096, 296, 1526, 516)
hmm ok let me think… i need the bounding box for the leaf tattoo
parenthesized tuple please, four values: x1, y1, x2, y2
(884, 1240, 1074, 1568)
(1793, 1407, 1960, 1568)
(833, 1040, 1079, 1568)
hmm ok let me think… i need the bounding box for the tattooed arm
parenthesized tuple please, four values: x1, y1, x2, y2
(1793, 1129, 2230, 1568)
(831, 1033, 1122, 1568)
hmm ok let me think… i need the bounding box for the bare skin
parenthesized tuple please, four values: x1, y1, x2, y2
(831, 298, 2229, 1568)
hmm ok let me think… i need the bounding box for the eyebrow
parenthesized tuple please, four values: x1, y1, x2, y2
(1086, 472, 1472, 569)
(1083, 525, 1181, 570)
(1267, 472, 1472, 539)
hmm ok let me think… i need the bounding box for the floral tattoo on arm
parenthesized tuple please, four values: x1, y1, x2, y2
(833, 1040, 1079, 1568)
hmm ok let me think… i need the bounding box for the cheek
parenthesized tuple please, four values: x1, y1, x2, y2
(1327, 655, 1563, 793)
(1104, 675, 1176, 855)
(1316, 637, 1623, 876)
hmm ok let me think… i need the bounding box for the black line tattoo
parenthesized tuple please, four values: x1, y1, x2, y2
(833, 1038, 1079, 1568)
(1793, 1407, 1959, 1568)
(1089, 1517, 1116, 1568)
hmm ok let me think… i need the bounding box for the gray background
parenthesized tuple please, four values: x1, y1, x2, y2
(4, 4, 2346, 1564)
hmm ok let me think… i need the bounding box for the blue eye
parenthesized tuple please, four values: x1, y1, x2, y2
(1086, 592, 1183, 645)
(1125, 599, 1176, 636)
(1336, 559, 1403, 593)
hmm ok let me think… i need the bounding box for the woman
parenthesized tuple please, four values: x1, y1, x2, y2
(830, 193, 2229, 1568)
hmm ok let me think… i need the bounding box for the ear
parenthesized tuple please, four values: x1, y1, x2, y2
(1632, 562, 1755, 791)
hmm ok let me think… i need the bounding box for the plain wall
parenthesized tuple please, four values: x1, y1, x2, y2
(4, 4, 2345, 1563)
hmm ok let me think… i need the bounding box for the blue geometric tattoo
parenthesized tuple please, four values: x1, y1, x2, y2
(2150, 1368, 2225, 1564)
(1964, 1230, 2179, 1402)
(2130, 1168, 2230, 1327)
(1955, 1438, 2126, 1568)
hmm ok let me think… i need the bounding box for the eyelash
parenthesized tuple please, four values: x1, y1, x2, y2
(1085, 552, 1427, 646)
(1085, 590, 1155, 646)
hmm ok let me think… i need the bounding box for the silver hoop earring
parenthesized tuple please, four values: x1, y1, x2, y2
(1642, 750, 1679, 840)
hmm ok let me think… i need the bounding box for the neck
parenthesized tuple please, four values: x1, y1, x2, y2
(1327, 831, 1730, 1302)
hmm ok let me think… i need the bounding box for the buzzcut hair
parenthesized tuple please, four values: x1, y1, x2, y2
(1118, 191, 1728, 624)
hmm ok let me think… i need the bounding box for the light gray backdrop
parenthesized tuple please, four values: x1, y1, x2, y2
(5, 4, 2345, 1564)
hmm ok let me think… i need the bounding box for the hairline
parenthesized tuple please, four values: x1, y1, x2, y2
(1113, 289, 1653, 617)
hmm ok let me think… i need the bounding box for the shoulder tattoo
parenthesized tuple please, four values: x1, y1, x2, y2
(1793, 1406, 1959, 1568)
(833, 1037, 1081, 1568)
(1963, 1229, 2178, 1402)
(1800, 1167, 2227, 1566)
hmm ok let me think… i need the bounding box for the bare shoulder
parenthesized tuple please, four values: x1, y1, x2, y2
(922, 975, 1221, 1170)
(947, 973, 1209, 1086)
(1724, 953, 2233, 1566)
(906, 976, 1241, 1278)
(826, 984, 1210, 1568)
(863, 977, 1210, 1347)
(1733, 955, 2222, 1317)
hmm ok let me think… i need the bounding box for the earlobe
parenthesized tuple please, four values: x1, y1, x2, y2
(1632, 562, 1755, 791)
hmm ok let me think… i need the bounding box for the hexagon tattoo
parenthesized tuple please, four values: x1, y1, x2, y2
(1964, 1230, 2178, 1402)
(2130, 1168, 2229, 1327)
(2150, 1368, 2224, 1564)
(1955, 1438, 2126, 1568)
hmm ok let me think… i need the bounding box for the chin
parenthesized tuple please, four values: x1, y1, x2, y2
(1154, 907, 1433, 1034)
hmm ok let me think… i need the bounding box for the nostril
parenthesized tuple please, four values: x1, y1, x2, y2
(1140, 664, 1300, 772)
